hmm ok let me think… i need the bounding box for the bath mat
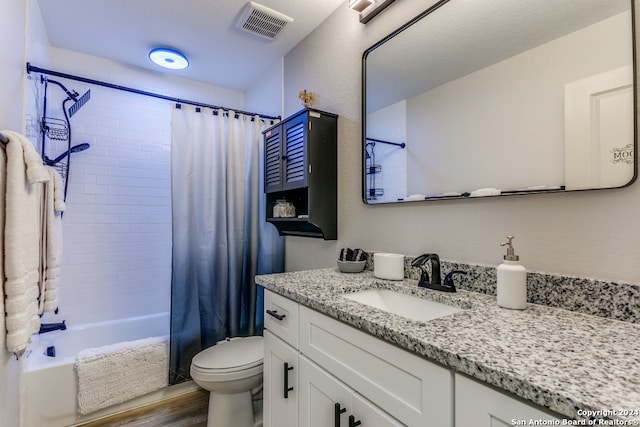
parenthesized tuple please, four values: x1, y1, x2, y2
(75, 336, 169, 415)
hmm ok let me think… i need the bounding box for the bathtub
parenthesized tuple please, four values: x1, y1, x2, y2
(22, 312, 199, 427)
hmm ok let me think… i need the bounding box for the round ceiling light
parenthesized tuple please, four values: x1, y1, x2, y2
(149, 48, 189, 70)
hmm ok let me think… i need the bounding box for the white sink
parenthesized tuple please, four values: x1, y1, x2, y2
(342, 288, 462, 322)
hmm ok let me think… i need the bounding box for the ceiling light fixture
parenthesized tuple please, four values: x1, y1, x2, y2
(349, 0, 374, 13)
(149, 48, 189, 70)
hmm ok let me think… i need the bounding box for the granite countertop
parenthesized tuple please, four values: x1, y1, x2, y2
(255, 268, 640, 422)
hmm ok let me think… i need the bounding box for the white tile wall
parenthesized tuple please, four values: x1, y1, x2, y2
(40, 80, 173, 326)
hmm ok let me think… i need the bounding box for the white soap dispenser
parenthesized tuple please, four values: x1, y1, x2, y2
(497, 235, 527, 310)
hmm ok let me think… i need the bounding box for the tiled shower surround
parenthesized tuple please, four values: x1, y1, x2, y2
(363, 253, 640, 324)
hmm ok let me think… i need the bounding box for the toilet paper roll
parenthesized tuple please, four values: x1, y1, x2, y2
(373, 253, 404, 281)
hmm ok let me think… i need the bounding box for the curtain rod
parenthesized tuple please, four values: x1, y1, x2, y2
(26, 63, 281, 121)
(366, 137, 406, 148)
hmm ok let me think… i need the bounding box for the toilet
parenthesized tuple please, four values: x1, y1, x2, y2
(190, 336, 264, 427)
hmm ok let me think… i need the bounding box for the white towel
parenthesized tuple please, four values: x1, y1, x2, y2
(1, 130, 50, 354)
(469, 187, 501, 197)
(75, 336, 169, 415)
(40, 167, 64, 314)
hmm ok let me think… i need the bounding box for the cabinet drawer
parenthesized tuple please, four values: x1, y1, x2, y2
(300, 306, 453, 427)
(264, 290, 299, 347)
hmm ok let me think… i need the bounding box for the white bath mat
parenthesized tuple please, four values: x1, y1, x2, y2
(75, 336, 169, 415)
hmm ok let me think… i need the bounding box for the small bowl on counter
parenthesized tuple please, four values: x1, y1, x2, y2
(336, 260, 366, 273)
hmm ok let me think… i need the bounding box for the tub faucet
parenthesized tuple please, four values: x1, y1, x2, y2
(39, 321, 66, 334)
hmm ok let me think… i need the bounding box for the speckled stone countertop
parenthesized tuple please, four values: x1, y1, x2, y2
(255, 268, 640, 422)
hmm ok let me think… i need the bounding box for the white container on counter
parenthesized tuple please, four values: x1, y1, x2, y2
(373, 253, 404, 280)
(497, 236, 527, 310)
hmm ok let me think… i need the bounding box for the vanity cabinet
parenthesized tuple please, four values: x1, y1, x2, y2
(299, 305, 452, 426)
(455, 374, 559, 426)
(263, 289, 454, 427)
(263, 108, 337, 240)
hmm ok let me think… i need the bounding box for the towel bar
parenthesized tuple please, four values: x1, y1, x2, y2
(0, 131, 8, 145)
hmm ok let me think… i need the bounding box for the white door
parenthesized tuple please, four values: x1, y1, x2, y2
(264, 330, 298, 427)
(564, 65, 634, 190)
(299, 356, 352, 427)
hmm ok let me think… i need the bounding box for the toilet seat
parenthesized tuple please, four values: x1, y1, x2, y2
(189, 336, 264, 427)
(191, 336, 263, 374)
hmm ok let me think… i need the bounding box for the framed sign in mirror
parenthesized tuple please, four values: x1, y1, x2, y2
(362, 0, 636, 203)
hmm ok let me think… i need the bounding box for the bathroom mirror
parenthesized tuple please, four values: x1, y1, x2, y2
(363, 0, 636, 203)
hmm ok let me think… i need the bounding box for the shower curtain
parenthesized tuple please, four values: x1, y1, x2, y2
(169, 105, 284, 384)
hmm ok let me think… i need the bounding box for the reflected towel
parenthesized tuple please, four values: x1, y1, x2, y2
(75, 336, 169, 415)
(469, 188, 501, 197)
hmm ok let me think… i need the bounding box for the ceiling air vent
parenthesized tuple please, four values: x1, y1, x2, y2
(236, 1, 293, 40)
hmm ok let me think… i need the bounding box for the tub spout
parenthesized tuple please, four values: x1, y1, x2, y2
(39, 321, 66, 334)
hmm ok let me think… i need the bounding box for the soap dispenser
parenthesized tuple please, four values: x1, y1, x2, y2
(497, 236, 527, 310)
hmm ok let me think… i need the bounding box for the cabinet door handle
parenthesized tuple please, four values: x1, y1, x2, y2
(266, 309, 286, 321)
(335, 402, 347, 427)
(283, 362, 294, 399)
(349, 415, 362, 427)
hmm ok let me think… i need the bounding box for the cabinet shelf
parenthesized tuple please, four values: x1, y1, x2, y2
(263, 108, 337, 240)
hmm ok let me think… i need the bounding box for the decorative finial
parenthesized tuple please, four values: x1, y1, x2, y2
(298, 90, 315, 107)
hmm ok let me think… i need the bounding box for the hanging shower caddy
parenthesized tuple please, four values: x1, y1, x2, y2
(39, 75, 91, 201)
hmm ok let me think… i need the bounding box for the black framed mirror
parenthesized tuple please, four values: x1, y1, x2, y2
(362, 0, 636, 203)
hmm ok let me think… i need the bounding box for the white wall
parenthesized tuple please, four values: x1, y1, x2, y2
(282, 0, 640, 284)
(0, 0, 41, 424)
(0, 0, 25, 415)
(245, 57, 284, 120)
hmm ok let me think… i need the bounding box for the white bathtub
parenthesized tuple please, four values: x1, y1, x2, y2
(22, 312, 198, 427)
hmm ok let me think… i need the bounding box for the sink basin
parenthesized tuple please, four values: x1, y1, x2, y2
(342, 289, 462, 322)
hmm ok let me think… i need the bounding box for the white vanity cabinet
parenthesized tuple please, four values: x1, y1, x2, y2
(263, 289, 454, 427)
(299, 306, 453, 427)
(455, 374, 559, 427)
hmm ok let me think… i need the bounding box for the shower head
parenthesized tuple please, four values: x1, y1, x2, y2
(46, 143, 91, 165)
(68, 90, 91, 117)
(70, 142, 91, 153)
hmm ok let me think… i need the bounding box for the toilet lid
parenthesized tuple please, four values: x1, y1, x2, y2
(192, 336, 263, 371)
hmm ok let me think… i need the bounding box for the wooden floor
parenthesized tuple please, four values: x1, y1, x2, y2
(78, 390, 209, 427)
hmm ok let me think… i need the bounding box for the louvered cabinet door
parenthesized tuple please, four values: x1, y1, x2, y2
(264, 125, 283, 193)
(282, 114, 308, 191)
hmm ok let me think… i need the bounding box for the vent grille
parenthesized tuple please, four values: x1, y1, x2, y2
(236, 1, 293, 40)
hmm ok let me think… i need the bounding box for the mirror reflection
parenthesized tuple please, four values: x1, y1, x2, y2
(363, 0, 635, 203)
